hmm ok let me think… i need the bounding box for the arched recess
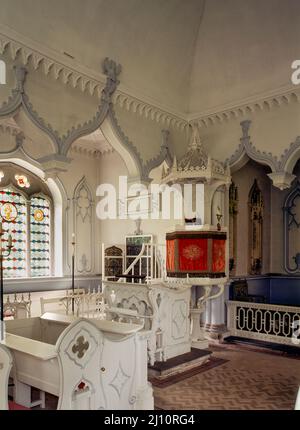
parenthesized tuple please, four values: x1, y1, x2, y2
(280, 136, 300, 174)
(100, 114, 143, 182)
(229, 148, 277, 175)
(0, 157, 65, 277)
(283, 181, 300, 274)
(73, 177, 94, 274)
(227, 120, 279, 175)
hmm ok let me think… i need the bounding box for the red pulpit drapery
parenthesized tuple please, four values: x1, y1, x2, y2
(166, 230, 226, 278)
(178, 238, 208, 271)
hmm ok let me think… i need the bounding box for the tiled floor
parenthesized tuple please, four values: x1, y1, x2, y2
(7, 291, 300, 410)
(154, 346, 300, 410)
(34, 346, 300, 410)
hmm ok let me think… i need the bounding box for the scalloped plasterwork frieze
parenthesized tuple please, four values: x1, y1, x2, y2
(0, 32, 106, 98)
(107, 107, 144, 179)
(143, 129, 173, 178)
(0, 30, 188, 130)
(0, 129, 42, 171)
(113, 92, 188, 131)
(108, 108, 174, 182)
(0, 127, 24, 154)
(278, 136, 300, 171)
(0, 57, 172, 182)
(1, 30, 300, 132)
(190, 89, 300, 129)
(226, 120, 280, 172)
(226, 120, 300, 190)
(0, 58, 122, 156)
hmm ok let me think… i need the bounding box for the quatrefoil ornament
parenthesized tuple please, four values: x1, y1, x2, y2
(65, 328, 97, 368)
(72, 336, 89, 359)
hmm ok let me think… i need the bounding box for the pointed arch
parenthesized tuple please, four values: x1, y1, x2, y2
(100, 111, 143, 181)
(283, 181, 300, 274)
(72, 176, 94, 274)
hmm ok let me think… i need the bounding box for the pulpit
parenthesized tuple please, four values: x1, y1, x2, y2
(166, 229, 226, 278)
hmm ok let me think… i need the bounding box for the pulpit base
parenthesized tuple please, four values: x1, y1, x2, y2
(192, 339, 209, 349)
(148, 348, 212, 380)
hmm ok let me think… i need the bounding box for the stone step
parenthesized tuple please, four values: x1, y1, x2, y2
(148, 348, 212, 379)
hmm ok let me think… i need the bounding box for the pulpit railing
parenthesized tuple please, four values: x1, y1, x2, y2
(227, 300, 300, 347)
(119, 243, 166, 283)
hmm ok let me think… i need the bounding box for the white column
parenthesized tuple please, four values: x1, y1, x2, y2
(207, 285, 227, 341)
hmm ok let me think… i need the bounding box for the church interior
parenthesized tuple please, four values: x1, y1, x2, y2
(0, 0, 300, 411)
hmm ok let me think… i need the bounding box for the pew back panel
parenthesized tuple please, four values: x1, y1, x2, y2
(0, 343, 13, 410)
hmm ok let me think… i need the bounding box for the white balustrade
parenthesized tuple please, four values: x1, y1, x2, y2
(227, 300, 300, 347)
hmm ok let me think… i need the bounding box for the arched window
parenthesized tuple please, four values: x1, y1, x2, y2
(30, 195, 51, 277)
(1, 187, 27, 278)
(0, 164, 53, 278)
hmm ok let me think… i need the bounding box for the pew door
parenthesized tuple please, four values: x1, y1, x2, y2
(100, 334, 138, 410)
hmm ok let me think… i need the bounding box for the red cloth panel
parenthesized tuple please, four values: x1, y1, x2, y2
(212, 239, 226, 272)
(166, 239, 175, 271)
(179, 238, 208, 271)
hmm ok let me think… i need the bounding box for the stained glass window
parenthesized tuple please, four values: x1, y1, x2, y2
(30, 196, 51, 277)
(0, 188, 27, 278)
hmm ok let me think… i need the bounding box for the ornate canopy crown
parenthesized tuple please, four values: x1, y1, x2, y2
(161, 128, 231, 184)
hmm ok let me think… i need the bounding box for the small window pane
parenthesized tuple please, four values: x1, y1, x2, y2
(0, 188, 27, 278)
(30, 196, 51, 277)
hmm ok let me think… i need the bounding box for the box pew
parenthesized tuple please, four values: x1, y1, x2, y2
(3, 314, 153, 410)
(0, 344, 13, 410)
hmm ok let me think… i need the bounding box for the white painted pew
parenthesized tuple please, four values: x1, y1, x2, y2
(0, 344, 13, 410)
(295, 387, 300, 410)
(4, 314, 153, 410)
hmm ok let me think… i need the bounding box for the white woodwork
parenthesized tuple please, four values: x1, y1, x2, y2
(227, 300, 300, 347)
(4, 293, 31, 319)
(295, 387, 300, 410)
(4, 315, 153, 410)
(0, 343, 13, 410)
(103, 280, 192, 365)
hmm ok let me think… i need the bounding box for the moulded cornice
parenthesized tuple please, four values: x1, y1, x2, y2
(113, 92, 189, 131)
(1, 25, 300, 131)
(0, 25, 188, 130)
(189, 85, 300, 128)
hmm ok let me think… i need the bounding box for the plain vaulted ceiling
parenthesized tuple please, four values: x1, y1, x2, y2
(0, 0, 299, 116)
